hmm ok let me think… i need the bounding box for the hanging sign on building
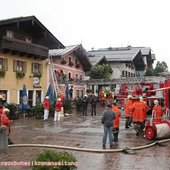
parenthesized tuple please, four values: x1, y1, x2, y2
(33, 77, 40, 84)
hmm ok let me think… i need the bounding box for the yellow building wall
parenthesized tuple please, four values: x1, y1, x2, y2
(0, 52, 48, 104)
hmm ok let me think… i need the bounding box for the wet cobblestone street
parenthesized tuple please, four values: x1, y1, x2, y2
(0, 107, 170, 170)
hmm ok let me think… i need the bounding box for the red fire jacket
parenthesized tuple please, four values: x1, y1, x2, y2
(112, 105, 121, 128)
(125, 99, 133, 117)
(132, 101, 146, 123)
(55, 101, 62, 112)
(43, 99, 50, 110)
(152, 105, 163, 123)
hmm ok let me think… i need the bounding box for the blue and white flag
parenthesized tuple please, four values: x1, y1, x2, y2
(22, 84, 29, 111)
(46, 84, 54, 104)
(65, 80, 70, 100)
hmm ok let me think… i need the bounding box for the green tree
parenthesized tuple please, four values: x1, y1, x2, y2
(154, 61, 168, 76)
(145, 67, 155, 76)
(89, 64, 111, 79)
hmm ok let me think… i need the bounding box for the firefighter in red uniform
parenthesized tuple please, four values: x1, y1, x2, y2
(131, 97, 147, 136)
(43, 96, 50, 121)
(152, 100, 164, 124)
(139, 96, 149, 122)
(0, 108, 14, 144)
(54, 98, 63, 122)
(124, 95, 133, 128)
(112, 102, 121, 142)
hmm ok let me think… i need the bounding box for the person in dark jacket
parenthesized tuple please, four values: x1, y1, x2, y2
(90, 94, 98, 116)
(82, 95, 88, 116)
(101, 104, 115, 149)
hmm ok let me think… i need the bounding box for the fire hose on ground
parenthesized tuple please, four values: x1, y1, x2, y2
(8, 111, 170, 154)
(8, 138, 170, 154)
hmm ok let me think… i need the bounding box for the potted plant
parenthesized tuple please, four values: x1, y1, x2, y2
(6, 103, 21, 119)
(32, 150, 77, 170)
(34, 102, 43, 119)
(16, 70, 25, 79)
(0, 68, 6, 78)
(69, 78, 74, 81)
(60, 58, 67, 64)
(74, 98, 82, 112)
(63, 99, 72, 114)
(33, 72, 42, 78)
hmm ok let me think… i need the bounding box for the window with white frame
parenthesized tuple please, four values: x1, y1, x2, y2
(32, 63, 43, 73)
(76, 73, 78, 80)
(13, 60, 27, 72)
(75, 59, 78, 65)
(68, 72, 71, 80)
(76, 90, 80, 97)
(69, 57, 72, 63)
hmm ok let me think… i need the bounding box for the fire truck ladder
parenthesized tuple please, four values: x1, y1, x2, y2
(48, 55, 60, 97)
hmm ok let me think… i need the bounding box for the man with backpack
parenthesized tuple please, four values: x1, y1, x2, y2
(82, 95, 89, 116)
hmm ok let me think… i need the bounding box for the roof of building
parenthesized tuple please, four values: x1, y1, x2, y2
(0, 15, 65, 49)
(88, 55, 113, 73)
(49, 44, 92, 71)
(50, 45, 79, 56)
(87, 46, 155, 71)
(88, 46, 153, 62)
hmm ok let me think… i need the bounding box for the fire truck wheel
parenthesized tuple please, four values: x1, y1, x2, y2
(145, 126, 156, 140)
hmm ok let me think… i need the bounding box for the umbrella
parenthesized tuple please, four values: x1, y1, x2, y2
(46, 84, 54, 104)
(65, 80, 70, 100)
(21, 84, 29, 111)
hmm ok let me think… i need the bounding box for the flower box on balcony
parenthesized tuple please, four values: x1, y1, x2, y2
(33, 72, 42, 78)
(75, 64, 80, 68)
(16, 70, 25, 79)
(69, 78, 74, 81)
(68, 62, 74, 66)
(0, 68, 6, 78)
(60, 59, 67, 65)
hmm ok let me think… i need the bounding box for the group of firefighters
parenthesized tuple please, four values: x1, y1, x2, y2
(124, 95, 164, 136)
(101, 93, 165, 148)
(0, 89, 166, 147)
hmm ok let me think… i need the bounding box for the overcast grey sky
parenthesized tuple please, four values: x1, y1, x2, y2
(1, 0, 170, 68)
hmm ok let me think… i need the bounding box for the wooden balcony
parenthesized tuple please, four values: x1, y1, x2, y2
(0, 36, 48, 59)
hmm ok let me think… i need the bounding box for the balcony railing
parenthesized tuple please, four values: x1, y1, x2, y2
(0, 36, 48, 58)
(80, 76, 166, 85)
(56, 76, 166, 85)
